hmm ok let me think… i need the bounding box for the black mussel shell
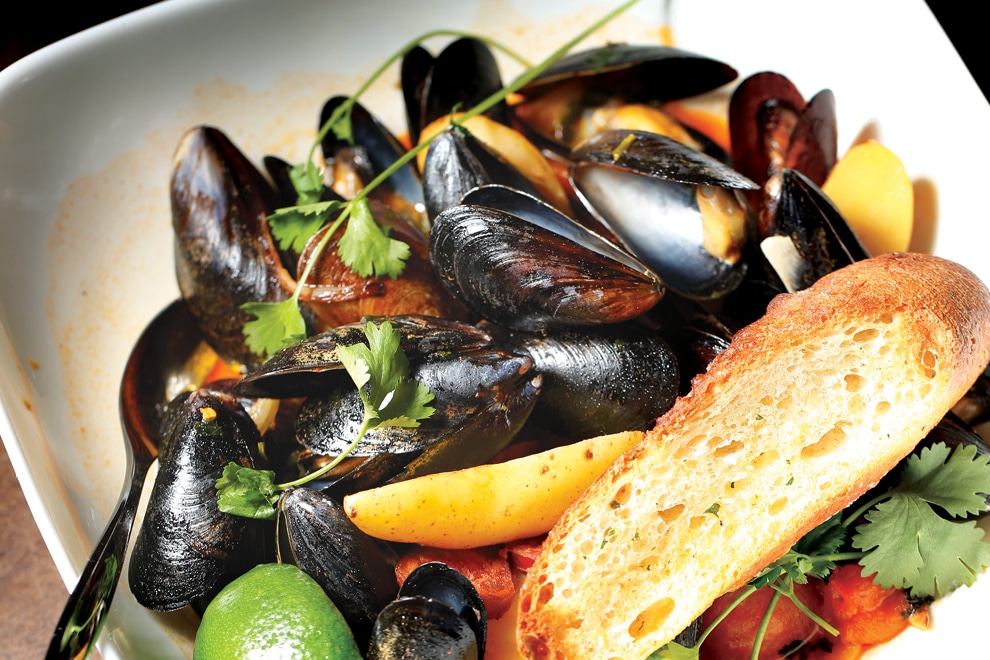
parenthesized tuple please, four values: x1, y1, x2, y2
(277, 487, 398, 648)
(320, 96, 425, 211)
(128, 388, 263, 611)
(430, 185, 663, 332)
(298, 348, 542, 497)
(368, 562, 486, 660)
(760, 169, 869, 292)
(517, 44, 736, 102)
(172, 126, 291, 369)
(504, 325, 679, 435)
(236, 315, 493, 399)
(570, 131, 756, 300)
(422, 127, 544, 222)
(422, 38, 507, 137)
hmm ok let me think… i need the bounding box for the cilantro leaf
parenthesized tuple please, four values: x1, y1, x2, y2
(215, 463, 278, 520)
(337, 199, 410, 279)
(648, 643, 698, 660)
(852, 442, 990, 598)
(896, 442, 990, 518)
(267, 200, 341, 254)
(337, 320, 434, 430)
(289, 162, 325, 205)
(853, 492, 990, 598)
(240, 299, 307, 358)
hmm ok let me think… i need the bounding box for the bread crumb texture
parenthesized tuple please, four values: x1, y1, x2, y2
(517, 254, 990, 660)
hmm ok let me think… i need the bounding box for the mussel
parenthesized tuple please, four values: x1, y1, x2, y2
(570, 130, 758, 300)
(172, 126, 293, 369)
(276, 487, 398, 648)
(498, 324, 679, 436)
(759, 168, 869, 293)
(511, 44, 737, 156)
(128, 388, 265, 611)
(296, 346, 542, 494)
(402, 37, 508, 146)
(368, 562, 487, 660)
(430, 185, 664, 331)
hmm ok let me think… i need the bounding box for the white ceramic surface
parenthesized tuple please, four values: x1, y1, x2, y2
(0, 0, 986, 657)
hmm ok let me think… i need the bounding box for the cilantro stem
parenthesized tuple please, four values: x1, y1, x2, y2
(276, 417, 373, 491)
(308, 29, 532, 168)
(750, 589, 780, 660)
(841, 492, 891, 528)
(694, 585, 758, 648)
(771, 583, 840, 638)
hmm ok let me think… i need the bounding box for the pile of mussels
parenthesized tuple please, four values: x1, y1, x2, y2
(127, 39, 990, 658)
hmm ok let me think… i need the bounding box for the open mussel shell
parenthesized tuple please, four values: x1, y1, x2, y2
(368, 562, 486, 660)
(403, 37, 507, 146)
(759, 168, 869, 293)
(236, 315, 493, 399)
(128, 388, 264, 611)
(320, 96, 426, 216)
(729, 71, 837, 190)
(172, 126, 293, 369)
(570, 130, 757, 300)
(430, 185, 664, 332)
(422, 127, 545, 222)
(502, 325, 679, 436)
(516, 44, 736, 102)
(299, 348, 541, 497)
(276, 487, 398, 648)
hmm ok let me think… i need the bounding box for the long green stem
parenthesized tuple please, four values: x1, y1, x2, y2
(276, 417, 373, 490)
(841, 492, 890, 528)
(750, 589, 781, 660)
(308, 28, 533, 166)
(695, 585, 757, 647)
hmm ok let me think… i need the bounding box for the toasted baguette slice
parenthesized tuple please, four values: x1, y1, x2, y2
(517, 253, 990, 660)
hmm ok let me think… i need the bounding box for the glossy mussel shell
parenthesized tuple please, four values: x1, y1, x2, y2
(760, 168, 868, 293)
(570, 130, 757, 300)
(277, 487, 398, 648)
(430, 185, 663, 332)
(235, 315, 494, 399)
(501, 324, 679, 436)
(128, 388, 262, 611)
(298, 347, 542, 498)
(172, 126, 293, 369)
(368, 562, 487, 660)
(516, 44, 737, 101)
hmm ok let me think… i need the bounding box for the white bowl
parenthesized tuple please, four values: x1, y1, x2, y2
(0, 0, 986, 657)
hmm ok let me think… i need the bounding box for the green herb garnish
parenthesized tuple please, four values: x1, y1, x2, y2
(217, 320, 435, 519)
(239, 0, 643, 358)
(652, 441, 990, 659)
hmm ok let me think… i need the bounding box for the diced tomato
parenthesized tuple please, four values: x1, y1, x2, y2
(395, 546, 516, 619)
(204, 357, 242, 385)
(700, 582, 826, 660)
(819, 565, 915, 650)
(500, 536, 545, 571)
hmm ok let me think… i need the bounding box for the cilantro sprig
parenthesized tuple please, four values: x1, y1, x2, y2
(217, 320, 435, 520)
(652, 441, 990, 660)
(240, 0, 643, 358)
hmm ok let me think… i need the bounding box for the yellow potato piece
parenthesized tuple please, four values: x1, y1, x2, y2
(821, 140, 913, 255)
(342, 430, 645, 549)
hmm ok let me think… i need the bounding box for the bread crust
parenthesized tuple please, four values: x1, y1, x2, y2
(516, 253, 990, 660)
